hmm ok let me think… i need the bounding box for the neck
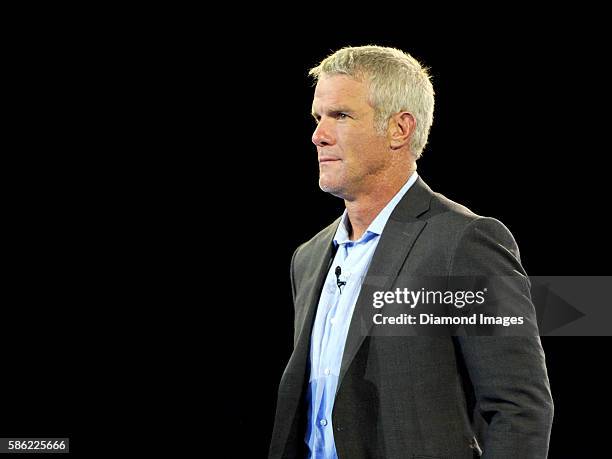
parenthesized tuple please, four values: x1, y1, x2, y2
(345, 169, 416, 241)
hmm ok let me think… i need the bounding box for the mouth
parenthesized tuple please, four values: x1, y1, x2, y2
(318, 156, 341, 164)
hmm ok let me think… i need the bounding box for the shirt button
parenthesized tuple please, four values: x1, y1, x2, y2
(324, 368, 330, 375)
(330, 317, 336, 325)
(320, 419, 328, 426)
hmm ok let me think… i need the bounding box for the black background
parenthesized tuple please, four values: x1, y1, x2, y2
(4, 9, 611, 457)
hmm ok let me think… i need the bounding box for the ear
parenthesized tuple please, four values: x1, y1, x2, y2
(388, 112, 416, 150)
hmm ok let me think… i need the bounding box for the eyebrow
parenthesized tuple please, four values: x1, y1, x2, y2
(311, 106, 355, 119)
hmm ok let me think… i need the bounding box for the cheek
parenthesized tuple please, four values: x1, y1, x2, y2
(342, 131, 373, 156)
(351, 134, 385, 165)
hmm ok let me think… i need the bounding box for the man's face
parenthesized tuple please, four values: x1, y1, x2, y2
(311, 74, 392, 200)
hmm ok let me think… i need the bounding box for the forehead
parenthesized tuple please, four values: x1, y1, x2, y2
(312, 74, 370, 110)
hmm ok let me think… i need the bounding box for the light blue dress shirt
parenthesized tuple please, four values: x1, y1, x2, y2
(305, 172, 419, 458)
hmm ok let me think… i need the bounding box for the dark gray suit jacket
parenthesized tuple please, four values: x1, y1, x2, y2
(269, 177, 553, 459)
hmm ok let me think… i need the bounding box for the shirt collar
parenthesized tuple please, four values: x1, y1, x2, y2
(333, 171, 419, 246)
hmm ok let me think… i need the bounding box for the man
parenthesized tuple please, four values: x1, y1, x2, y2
(270, 46, 553, 459)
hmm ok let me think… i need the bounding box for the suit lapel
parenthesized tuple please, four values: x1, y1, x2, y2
(293, 223, 339, 351)
(338, 177, 434, 387)
(286, 218, 340, 388)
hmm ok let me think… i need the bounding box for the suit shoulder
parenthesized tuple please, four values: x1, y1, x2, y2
(427, 190, 518, 246)
(293, 217, 340, 261)
(426, 190, 481, 230)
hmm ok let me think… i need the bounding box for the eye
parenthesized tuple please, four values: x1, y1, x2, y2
(336, 113, 349, 120)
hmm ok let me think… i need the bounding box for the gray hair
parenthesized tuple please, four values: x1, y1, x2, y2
(309, 45, 435, 159)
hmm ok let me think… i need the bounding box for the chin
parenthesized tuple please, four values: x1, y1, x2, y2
(319, 179, 347, 199)
(319, 179, 335, 193)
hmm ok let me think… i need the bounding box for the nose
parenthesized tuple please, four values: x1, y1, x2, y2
(312, 119, 335, 147)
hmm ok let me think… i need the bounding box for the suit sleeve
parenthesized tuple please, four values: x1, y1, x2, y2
(450, 217, 554, 458)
